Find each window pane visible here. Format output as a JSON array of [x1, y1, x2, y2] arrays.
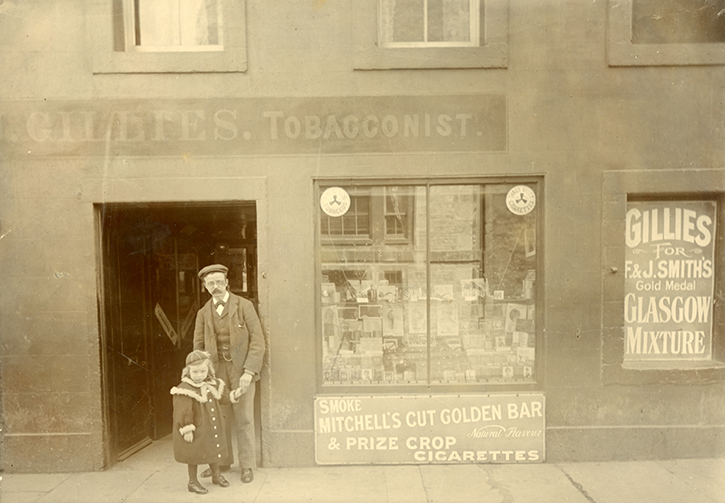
[[381, 0, 425, 43], [321, 195, 371, 238], [384, 187, 411, 239], [429, 185, 536, 384], [321, 185, 427, 385], [632, 0, 725, 44], [428, 0, 471, 42], [137, 0, 221, 47]]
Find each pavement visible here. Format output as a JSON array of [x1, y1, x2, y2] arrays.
[[1, 437, 724, 503]]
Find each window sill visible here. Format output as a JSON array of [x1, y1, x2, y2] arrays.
[[353, 46, 509, 71], [623, 360, 725, 372], [90, 50, 248, 74]]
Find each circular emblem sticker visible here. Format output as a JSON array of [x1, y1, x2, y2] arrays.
[[320, 187, 351, 217], [506, 186, 536, 216]]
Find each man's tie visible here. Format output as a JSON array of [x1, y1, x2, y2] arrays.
[[215, 300, 225, 314]]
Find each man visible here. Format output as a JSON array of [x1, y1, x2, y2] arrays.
[[193, 264, 265, 483]]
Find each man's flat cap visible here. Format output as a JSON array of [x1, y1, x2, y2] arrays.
[[198, 264, 228, 279]]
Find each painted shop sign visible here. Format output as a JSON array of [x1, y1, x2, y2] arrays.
[[624, 200, 716, 361], [0, 95, 506, 157], [314, 394, 545, 465]]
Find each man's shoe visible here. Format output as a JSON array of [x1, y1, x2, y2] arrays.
[[187, 480, 208, 494], [240, 468, 254, 483], [200, 465, 230, 478], [212, 474, 230, 488]]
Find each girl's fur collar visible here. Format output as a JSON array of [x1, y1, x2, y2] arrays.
[[170, 377, 225, 403]]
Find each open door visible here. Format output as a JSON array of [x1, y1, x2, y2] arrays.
[[99, 202, 257, 464]]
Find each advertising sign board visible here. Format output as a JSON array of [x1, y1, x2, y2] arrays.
[[624, 200, 716, 361], [314, 394, 545, 464]]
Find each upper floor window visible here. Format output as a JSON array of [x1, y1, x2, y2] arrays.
[[632, 0, 725, 44], [379, 0, 480, 48], [88, 0, 247, 74], [353, 0, 508, 69], [607, 0, 725, 66], [128, 0, 223, 52]]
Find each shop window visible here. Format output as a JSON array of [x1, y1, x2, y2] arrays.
[[607, 0, 725, 66], [353, 0, 509, 69], [317, 181, 540, 388], [88, 0, 247, 73]]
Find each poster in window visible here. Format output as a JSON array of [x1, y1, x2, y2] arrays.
[[505, 303, 528, 333], [624, 201, 716, 361], [436, 302, 460, 336], [382, 303, 404, 336], [407, 301, 427, 334]]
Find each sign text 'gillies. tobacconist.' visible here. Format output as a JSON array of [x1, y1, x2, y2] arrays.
[[314, 394, 544, 465], [0, 95, 506, 157]]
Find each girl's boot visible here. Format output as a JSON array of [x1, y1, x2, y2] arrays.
[[187, 464, 208, 494], [211, 463, 230, 487]]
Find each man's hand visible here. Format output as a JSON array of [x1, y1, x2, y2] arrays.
[[238, 372, 253, 394], [183, 431, 194, 443]]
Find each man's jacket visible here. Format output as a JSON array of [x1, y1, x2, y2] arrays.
[[193, 292, 265, 378]]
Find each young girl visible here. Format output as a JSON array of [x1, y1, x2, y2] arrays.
[[171, 350, 243, 494]]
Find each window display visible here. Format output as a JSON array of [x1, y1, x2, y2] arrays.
[[318, 182, 539, 386]]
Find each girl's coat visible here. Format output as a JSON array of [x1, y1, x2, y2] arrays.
[[170, 376, 235, 465]]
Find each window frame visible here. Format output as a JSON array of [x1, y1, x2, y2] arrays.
[[607, 0, 725, 66], [602, 169, 725, 385], [353, 0, 509, 70], [88, 0, 247, 74], [314, 177, 544, 395]]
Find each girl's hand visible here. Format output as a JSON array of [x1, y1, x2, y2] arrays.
[[183, 431, 194, 443], [233, 387, 243, 399]]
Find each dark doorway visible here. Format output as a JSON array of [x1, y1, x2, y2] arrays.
[[98, 202, 257, 464]]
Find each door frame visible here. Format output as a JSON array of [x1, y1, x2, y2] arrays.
[[88, 176, 269, 468]]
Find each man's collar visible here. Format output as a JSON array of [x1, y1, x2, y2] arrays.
[[215, 291, 230, 305]]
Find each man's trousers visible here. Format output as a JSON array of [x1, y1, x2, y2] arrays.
[[216, 358, 257, 469]]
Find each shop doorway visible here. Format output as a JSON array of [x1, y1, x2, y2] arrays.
[[98, 202, 258, 464]]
